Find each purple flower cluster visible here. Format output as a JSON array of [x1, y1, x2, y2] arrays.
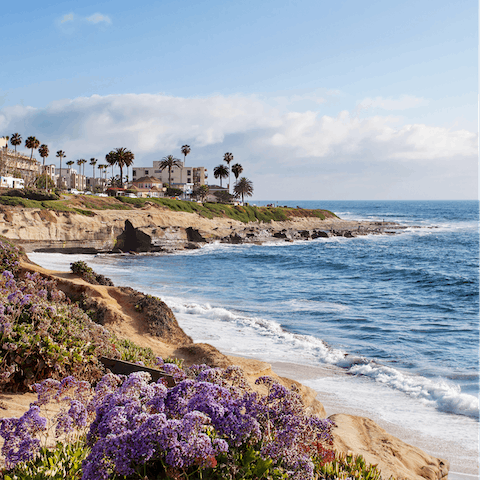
[[81, 367, 334, 480], [0, 364, 335, 480], [0, 406, 47, 468]]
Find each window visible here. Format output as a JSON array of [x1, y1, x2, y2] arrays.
[[133, 170, 136, 177], [145, 170, 149, 175], [187, 170, 191, 175], [187, 178, 191, 183]]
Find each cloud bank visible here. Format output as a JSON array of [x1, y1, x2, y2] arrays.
[[0, 93, 476, 199]]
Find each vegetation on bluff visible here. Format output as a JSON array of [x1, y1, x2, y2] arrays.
[[0, 189, 338, 223]]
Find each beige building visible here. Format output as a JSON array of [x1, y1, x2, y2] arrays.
[[0, 144, 40, 184], [132, 161, 207, 186], [57, 168, 86, 191]]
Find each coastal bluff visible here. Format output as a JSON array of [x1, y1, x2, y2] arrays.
[[2, 259, 449, 480], [0, 202, 407, 253]]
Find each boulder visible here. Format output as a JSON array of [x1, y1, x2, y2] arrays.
[[185, 227, 207, 243]]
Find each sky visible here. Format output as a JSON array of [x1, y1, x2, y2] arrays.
[[0, 0, 477, 200]]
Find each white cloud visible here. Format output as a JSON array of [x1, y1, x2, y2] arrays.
[[0, 93, 476, 199], [86, 13, 112, 25], [0, 93, 474, 162], [60, 13, 74, 23], [357, 95, 428, 111]]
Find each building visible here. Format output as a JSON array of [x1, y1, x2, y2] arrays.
[[86, 176, 106, 190], [0, 143, 40, 184], [56, 168, 86, 191], [132, 161, 207, 187], [0, 176, 24, 189]]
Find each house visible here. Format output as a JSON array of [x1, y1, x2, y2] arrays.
[[132, 161, 207, 187], [131, 176, 165, 198], [0, 176, 24, 189]]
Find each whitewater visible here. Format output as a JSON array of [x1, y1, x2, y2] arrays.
[[29, 200, 479, 478]]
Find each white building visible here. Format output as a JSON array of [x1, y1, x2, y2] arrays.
[[0, 176, 24, 189]]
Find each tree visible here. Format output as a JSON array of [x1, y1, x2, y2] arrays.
[[181, 145, 191, 165], [90, 158, 98, 187], [214, 190, 234, 204], [213, 164, 229, 188], [38, 144, 49, 189], [105, 151, 116, 181], [56, 150, 66, 189], [10, 133, 22, 153], [66, 160, 74, 168], [223, 152, 234, 192], [159, 155, 182, 188], [25, 136, 40, 159], [110, 147, 134, 188], [231, 163, 243, 181], [192, 184, 209, 203], [77, 158, 86, 176], [233, 177, 254, 204], [3, 136, 9, 150], [35, 174, 55, 190]]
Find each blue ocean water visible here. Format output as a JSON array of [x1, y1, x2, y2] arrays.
[[29, 200, 479, 474]]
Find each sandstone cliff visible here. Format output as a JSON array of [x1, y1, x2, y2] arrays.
[[1, 203, 406, 253]]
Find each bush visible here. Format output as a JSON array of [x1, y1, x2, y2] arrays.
[[1, 188, 59, 201], [70, 261, 113, 286]]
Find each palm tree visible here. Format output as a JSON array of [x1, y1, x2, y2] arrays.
[[181, 145, 191, 165], [56, 150, 66, 189], [4, 136, 9, 150], [25, 136, 40, 159], [159, 155, 182, 188], [38, 144, 49, 183], [99, 164, 109, 188], [213, 164, 229, 188], [66, 160, 74, 168], [105, 151, 116, 181], [223, 152, 234, 192], [90, 158, 97, 187], [10, 133, 22, 154], [233, 177, 254, 204], [110, 147, 134, 188], [231, 163, 243, 181], [97, 164, 105, 190]]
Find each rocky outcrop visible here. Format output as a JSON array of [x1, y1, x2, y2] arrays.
[[1, 205, 410, 253], [115, 219, 153, 252], [330, 414, 449, 480]]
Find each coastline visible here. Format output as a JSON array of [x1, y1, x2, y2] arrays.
[[5, 257, 452, 480]]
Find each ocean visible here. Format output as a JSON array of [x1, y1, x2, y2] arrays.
[[28, 200, 479, 478]]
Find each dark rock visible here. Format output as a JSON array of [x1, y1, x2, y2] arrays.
[[299, 230, 311, 238], [273, 231, 288, 239], [228, 233, 244, 244], [184, 242, 200, 249], [116, 220, 152, 252], [186, 227, 207, 243], [311, 230, 330, 239]]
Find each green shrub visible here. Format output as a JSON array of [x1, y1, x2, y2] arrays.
[[70, 261, 113, 286], [3, 442, 89, 480]]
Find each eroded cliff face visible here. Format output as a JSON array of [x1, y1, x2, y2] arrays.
[[1, 204, 406, 253]]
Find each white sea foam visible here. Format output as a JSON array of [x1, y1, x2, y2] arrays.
[[162, 294, 479, 420]]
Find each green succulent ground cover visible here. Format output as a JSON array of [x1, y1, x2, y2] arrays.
[[0, 188, 337, 223]]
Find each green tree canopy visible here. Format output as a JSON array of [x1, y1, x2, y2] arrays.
[[233, 177, 254, 204]]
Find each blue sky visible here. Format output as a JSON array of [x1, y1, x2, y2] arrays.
[[1, 0, 477, 199]]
